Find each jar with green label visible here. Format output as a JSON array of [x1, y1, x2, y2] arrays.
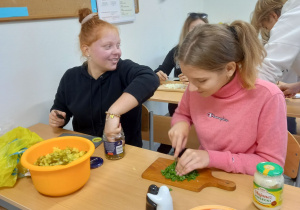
[[253, 162, 284, 210], [103, 130, 125, 160]]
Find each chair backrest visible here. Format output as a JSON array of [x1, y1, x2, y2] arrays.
[[284, 131, 300, 179], [141, 104, 149, 132]]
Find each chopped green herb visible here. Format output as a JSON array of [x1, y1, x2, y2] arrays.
[[161, 161, 199, 182], [169, 188, 173, 191]]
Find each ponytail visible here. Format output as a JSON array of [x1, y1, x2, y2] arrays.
[[230, 21, 266, 89]]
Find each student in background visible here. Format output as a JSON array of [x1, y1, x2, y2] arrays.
[[49, 8, 159, 147], [169, 21, 287, 175], [251, 0, 300, 87], [155, 12, 208, 154], [251, 0, 300, 134]]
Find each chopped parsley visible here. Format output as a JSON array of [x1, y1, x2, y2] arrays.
[[161, 161, 199, 182]]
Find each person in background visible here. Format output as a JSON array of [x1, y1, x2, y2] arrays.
[[251, 0, 300, 134], [155, 12, 208, 154], [251, 0, 300, 88], [169, 21, 287, 176], [49, 8, 159, 147]]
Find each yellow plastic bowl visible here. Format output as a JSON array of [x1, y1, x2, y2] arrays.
[[21, 136, 95, 196]]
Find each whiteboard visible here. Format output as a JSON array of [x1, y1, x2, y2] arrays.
[[97, 0, 135, 24]]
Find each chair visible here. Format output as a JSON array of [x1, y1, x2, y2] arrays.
[[284, 131, 300, 187], [141, 104, 199, 151], [141, 104, 154, 150]]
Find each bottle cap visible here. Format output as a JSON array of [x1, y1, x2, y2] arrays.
[[90, 156, 103, 169], [256, 162, 283, 176]]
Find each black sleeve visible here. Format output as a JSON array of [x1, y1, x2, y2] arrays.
[[154, 46, 177, 76], [50, 70, 73, 126], [118, 59, 160, 104]]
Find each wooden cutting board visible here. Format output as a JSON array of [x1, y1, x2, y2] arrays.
[[142, 157, 236, 192]]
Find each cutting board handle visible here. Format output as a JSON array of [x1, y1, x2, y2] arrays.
[[212, 178, 236, 191]]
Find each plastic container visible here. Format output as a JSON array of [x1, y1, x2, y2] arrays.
[[21, 136, 95, 196], [103, 130, 125, 160], [253, 162, 284, 210]]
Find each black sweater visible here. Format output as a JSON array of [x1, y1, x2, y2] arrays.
[[154, 46, 181, 77], [51, 59, 159, 147]]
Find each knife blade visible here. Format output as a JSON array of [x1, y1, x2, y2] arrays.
[[174, 148, 186, 166]]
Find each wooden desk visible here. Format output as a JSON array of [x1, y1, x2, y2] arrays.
[[149, 90, 183, 104], [286, 98, 300, 118], [1, 123, 300, 210]]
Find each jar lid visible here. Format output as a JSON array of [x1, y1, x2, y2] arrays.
[[256, 162, 283, 176], [90, 156, 103, 169]]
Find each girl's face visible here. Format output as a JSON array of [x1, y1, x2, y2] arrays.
[[87, 28, 121, 73], [181, 62, 236, 97], [188, 19, 206, 32]]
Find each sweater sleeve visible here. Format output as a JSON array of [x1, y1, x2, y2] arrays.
[[154, 47, 177, 76], [119, 59, 160, 104], [207, 92, 287, 175], [258, 43, 299, 83], [171, 88, 193, 126], [50, 70, 73, 126]]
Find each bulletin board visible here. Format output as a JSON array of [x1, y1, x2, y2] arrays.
[[0, 0, 94, 22], [0, 0, 139, 22]]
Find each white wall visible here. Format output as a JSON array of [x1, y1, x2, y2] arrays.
[[202, 0, 257, 23], [0, 0, 204, 134]]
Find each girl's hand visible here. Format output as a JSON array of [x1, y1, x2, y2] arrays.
[[278, 81, 300, 98], [104, 114, 122, 142], [168, 121, 190, 158], [175, 149, 210, 176], [49, 110, 66, 127], [156, 71, 168, 81], [178, 73, 189, 82]]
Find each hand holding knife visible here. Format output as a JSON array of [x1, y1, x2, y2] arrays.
[[54, 110, 65, 120], [174, 148, 186, 166]]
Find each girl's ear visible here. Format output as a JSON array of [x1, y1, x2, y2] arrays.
[[269, 11, 279, 21], [81, 45, 90, 57], [225, 61, 236, 78]]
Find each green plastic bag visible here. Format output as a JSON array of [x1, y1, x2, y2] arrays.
[[0, 127, 43, 187]]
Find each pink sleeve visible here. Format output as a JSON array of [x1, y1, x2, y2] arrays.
[[171, 89, 193, 126], [207, 93, 287, 175]]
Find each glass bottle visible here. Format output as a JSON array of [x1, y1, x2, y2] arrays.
[[253, 162, 284, 210], [103, 130, 125, 160]]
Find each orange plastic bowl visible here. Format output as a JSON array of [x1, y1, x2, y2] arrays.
[[21, 136, 95, 196]]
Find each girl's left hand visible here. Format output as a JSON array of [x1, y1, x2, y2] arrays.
[[178, 73, 189, 82], [175, 149, 210, 176], [104, 115, 122, 142]]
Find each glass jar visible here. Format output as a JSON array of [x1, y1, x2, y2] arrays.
[[253, 162, 284, 210], [103, 130, 125, 160]]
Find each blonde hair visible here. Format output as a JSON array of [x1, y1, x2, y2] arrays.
[[251, 0, 287, 43], [178, 21, 266, 89], [178, 13, 209, 47], [78, 8, 118, 54]]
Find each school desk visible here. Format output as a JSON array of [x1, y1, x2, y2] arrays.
[[0, 123, 300, 209]]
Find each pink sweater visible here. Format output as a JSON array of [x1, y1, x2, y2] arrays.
[[172, 73, 287, 175]]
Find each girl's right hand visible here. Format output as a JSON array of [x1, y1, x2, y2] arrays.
[[49, 110, 66, 128], [168, 121, 190, 158], [156, 70, 168, 81]]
